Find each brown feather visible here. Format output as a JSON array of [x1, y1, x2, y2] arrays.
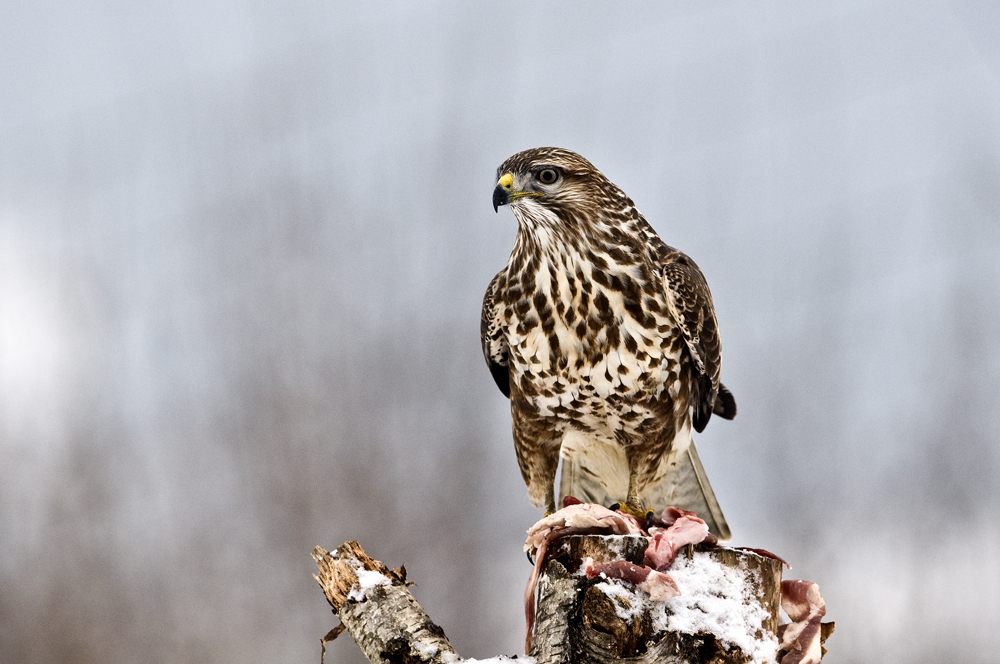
[[480, 148, 736, 534]]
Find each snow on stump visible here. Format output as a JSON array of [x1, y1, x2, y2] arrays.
[[312, 541, 459, 664], [533, 535, 784, 664], [313, 537, 833, 664]]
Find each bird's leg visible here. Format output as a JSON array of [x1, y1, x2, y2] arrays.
[[543, 477, 558, 516], [615, 450, 655, 522], [525, 477, 557, 565], [616, 467, 653, 520], [625, 467, 641, 510]]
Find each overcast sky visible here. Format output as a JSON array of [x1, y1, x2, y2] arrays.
[[1, 2, 999, 663]]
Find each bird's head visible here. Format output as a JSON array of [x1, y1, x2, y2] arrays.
[[492, 147, 619, 216]]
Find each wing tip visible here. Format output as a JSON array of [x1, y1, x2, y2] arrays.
[[713, 383, 737, 420], [693, 409, 709, 433], [489, 362, 511, 399]]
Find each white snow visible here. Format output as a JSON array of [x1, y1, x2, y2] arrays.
[[583, 551, 779, 664], [594, 579, 645, 622], [601, 535, 637, 558], [662, 552, 778, 664], [412, 640, 440, 659], [347, 568, 391, 602]]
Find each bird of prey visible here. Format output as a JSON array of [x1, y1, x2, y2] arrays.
[[481, 147, 736, 539]]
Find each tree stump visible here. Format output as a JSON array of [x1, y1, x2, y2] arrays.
[[532, 535, 784, 664], [313, 537, 832, 664]]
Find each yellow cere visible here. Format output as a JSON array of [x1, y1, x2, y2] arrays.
[[497, 172, 514, 189]]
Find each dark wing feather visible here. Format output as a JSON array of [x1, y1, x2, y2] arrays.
[[713, 382, 737, 420], [660, 254, 732, 432], [481, 270, 510, 398]]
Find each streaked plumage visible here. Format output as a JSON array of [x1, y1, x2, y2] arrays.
[[482, 147, 736, 539]]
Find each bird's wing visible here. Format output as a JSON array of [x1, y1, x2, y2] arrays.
[[481, 269, 510, 398], [660, 254, 734, 432]]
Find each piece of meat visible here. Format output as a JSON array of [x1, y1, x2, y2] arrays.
[[584, 558, 680, 600], [522, 503, 644, 653], [648, 506, 719, 546], [524, 503, 644, 551], [643, 514, 710, 571], [523, 525, 561, 654], [562, 495, 583, 508], [777, 580, 826, 664], [659, 506, 701, 526]]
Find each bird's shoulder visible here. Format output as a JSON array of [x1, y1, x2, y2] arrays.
[[641, 233, 719, 375]]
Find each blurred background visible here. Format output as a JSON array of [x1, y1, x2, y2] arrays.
[[1, 1, 998, 662]]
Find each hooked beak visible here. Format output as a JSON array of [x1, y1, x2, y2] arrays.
[[493, 172, 514, 212]]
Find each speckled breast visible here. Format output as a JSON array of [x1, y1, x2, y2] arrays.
[[503, 250, 689, 441]]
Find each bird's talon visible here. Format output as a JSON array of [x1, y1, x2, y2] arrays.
[[644, 509, 656, 531], [615, 499, 651, 521]]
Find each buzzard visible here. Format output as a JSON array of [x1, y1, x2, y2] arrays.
[[481, 147, 736, 539]]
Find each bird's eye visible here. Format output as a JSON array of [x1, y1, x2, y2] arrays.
[[536, 168, 559, 185]]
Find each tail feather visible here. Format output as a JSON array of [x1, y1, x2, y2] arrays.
[[658, 442, 730, 541], [558, 434, 730, 541]]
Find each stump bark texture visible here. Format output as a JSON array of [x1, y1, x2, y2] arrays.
[[313, 542, 457, 664], [314, 537, 832, 664], [531, 535, 784, 664]]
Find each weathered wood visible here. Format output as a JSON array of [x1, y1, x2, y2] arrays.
[[551, 534, 650, 568], [531, 561, 585, 664], [313, 542, 457, 664], [314, 538, 832, 664], [532, 535, 784, 664]]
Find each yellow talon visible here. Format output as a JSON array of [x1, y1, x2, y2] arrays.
[[614, 500, 655, 523]]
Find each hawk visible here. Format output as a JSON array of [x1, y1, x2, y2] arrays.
[[481, 147, 736, 539]]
